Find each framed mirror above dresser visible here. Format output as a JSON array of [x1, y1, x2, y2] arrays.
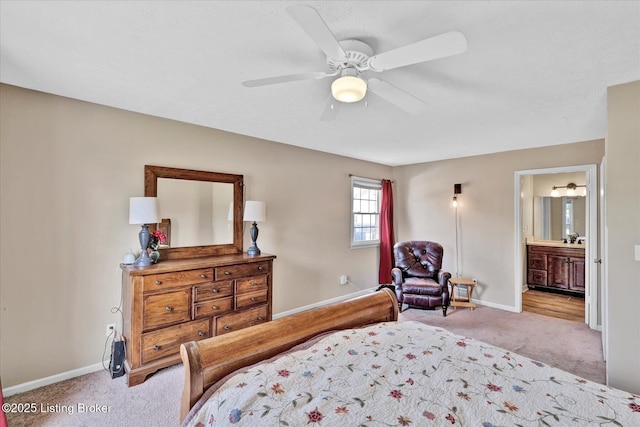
[[144, 165, 244, 259], [121, 166, 275, 386]]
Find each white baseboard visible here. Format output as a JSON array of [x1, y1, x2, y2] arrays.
[[3, 362, 107, 397], [273, 287, 378, 319], [473, 298, 520, 313], [4, 289, 378, 396]]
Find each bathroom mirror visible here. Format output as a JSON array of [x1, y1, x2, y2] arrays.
[[145, 165, 243, 259], [533, 196, 586, 240]]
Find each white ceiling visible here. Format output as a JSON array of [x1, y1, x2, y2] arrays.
[[1, 1, 638, 166]]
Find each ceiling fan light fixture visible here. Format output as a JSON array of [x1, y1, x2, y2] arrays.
[[331, 75, 367, 103]]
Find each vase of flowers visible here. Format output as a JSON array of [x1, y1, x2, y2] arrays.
[[148, 230, 167, 264]]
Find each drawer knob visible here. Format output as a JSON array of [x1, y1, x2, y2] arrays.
[[198, 331, 205, 337], [200, 274, 206, 279], [165, 306, 172, 312], [251, 282, 257, 286], [212, 288, 219, 293], [258, 266, 263, 270], [250, 297, 257, 301], [212, 305, 218, 310], [257, 316, 264, 321], [153, 345, 160, 351], [155, 280, 162, 285], [224, 271, 231, 275], [223, 325, 230, 331]]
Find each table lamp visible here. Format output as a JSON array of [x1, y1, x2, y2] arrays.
[[243, 201, 266, 257], [129, 197, 159, 267]]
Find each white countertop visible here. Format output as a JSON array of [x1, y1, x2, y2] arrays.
[[527, 240, 585, 249]]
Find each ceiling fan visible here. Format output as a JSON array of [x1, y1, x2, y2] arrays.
[[242, 5, 468, 120]]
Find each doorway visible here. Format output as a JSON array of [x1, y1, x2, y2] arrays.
[[514, 164, 599, 330]]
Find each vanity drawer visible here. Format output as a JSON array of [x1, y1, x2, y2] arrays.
[[528, 269, 547, 287], [193, 281, 233, 302], [143, 268, 213, 292], [528, 252, 547, 270], [236, 290, 268, 309], [143, 290, 190, 331], [236, 275, 268, 294], [215, 305, 268, 335], [215, 262, 270, 280], [194, 297, 234, 319], [141, 319, 209, 364]]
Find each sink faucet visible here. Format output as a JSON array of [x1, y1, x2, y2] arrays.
[[567, 232, 579, 244]]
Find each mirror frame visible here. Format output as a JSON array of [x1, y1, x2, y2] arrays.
[[145, 165, 243, 259]]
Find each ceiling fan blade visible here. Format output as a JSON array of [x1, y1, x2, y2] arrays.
[[367, 78, 428, 114], [368, 31, 467, 72], [286, 5, 348, 61], [320, 95, 341, 121], [242, 71, 334, 87]]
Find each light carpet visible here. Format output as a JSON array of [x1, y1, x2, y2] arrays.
[[4, 304, 605, 426]]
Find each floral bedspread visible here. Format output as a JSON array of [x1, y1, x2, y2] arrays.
[[185, 321, 639, 426]]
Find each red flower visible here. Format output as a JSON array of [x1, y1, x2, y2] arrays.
[[629, 402, 640, 412], [271, 383, 284, 394], [389, 389, 403, 400], [423, 411, 435, 420], [307, 407, 323, 423], [446, 413, 456, 424], [486, 383, 502, 392], [456, 341, 467, 347], [278, 369, 290, 377], [405, 353, 417, 360]]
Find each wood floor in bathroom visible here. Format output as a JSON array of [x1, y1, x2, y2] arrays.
[[522, 289, 585, 323]]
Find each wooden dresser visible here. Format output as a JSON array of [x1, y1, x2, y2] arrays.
[[121, 253, 275, 386], [527, 245, 585, 293]]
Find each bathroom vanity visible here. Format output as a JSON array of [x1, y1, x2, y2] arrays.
[[526, 241, 585, 294]]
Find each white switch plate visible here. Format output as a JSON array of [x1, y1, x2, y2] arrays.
[[635, 245, 640, 261]]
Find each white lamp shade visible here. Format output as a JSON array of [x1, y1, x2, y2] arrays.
[[331, 76, 367, 103], [129, 197, 159, 224], [243, 201, 266, 222]]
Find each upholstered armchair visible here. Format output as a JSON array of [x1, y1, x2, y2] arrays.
[[391, 241, 451, 316]]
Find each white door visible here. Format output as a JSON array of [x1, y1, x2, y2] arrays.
[[600, 157, 608, 360]]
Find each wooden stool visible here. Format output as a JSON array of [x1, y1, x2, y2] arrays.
[[449, 277, 477, 311]]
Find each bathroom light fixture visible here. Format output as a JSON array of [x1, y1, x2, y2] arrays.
[[452, 183, 462, 208], [331, 69, 367, 103], [551, 182, 586, 197]]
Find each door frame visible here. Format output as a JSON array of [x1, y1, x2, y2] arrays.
[[514, 164, 599, 329]]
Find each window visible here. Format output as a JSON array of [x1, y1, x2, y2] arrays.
[[350, 176, 381, 248]]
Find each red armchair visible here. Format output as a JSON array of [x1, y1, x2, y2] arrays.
[[391, 241, 451, 316]]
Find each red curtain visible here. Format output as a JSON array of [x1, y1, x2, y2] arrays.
[[378, 179, 395, 284]]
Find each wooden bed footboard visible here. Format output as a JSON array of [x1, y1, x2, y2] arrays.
[[179, 288, 398, 422]]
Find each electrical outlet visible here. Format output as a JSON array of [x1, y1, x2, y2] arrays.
[[340, 275, 348, 285], [106, 323, 116, 338]]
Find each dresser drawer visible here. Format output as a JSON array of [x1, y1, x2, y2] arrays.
[[194, 297, 234, 319], [236, 290, 268, 310], [143, 268, 213, 292], [193, 281, 233, 302], [215, 262, 270, 280], [215, 305, 268, 335], [236, 275, 268, 294], [141, 319, 210, 364], [143, 290, 190, 331]]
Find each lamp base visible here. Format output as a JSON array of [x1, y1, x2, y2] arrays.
[[247, 221, 261, 257], [133, 224, 153, 267], [247, 244, 261, 257]]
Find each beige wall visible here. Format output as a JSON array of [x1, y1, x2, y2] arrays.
[[392, 141, 604, 308], [606, 81, 640, 393], [0, 84, 391, 387]]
